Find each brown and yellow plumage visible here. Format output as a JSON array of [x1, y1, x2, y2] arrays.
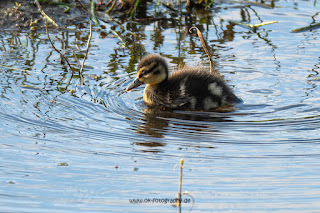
[[126, 54, 241, 111]]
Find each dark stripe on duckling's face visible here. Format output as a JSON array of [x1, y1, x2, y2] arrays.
[[137, 61, 158, 78], [136, 62, 167, 85]]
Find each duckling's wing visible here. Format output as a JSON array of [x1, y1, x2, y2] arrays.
[[171, 97, 191, 108], [224, 91, 243, 104]]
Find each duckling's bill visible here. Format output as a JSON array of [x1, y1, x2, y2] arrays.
[[126, 78, 143, 91]]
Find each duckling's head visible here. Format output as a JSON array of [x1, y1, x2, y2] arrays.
[[126, 54, 168, 91]]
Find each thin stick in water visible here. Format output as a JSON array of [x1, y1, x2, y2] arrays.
[[45, 19, 75, 89], [291, 22, 320, 33], [189, 27, 214, 73], [79, 22, 93, 84], [106, 0, 117, 13], [227, 20, 278, 30], [75, 0, 89, 14], [175, 158, 184, 211], [45, 19, 73, 73], [34, 0, 59, 28]]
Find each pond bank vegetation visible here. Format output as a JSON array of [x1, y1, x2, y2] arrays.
[[1, 0, 319, 90]]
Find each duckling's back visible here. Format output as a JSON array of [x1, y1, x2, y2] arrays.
[[164, 67, 241, 111]]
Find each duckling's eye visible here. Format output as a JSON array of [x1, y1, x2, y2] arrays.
[[138, 70, 146, 78], [140, 69, 151, 77]]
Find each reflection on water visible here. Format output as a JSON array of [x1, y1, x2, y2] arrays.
[[1, 0, 320, 212]]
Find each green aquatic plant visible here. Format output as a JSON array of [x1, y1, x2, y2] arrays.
[[90, 0, 100, 27], [226, 20, 278, 31], [291, 22, 320, 33], [130, 0, 140, 18]]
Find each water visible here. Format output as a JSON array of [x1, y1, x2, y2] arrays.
[[1, 0, 320, 212]]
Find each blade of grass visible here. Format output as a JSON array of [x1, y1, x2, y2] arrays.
[[34, 0, 59, 27], [227, 20, 278, 30], [79, 21, 93, 84], [90, 0, 100, 27], [110, 29, 126, 49], [130, 0, 140, 18], [291, 22, 320, 33]]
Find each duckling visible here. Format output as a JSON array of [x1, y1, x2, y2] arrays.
[[126, 54, 241, 111]]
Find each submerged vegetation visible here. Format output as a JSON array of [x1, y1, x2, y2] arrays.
[[0, 0, 319, 90]]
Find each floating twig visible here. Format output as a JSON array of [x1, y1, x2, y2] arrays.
[[34, 0, 59, 27], [189, 26, 214, 73], [227, 20, 278, 30], [291, 22, 320, 33]]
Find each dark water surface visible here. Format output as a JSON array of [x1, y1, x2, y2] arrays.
[[1, 1, 320, 212]]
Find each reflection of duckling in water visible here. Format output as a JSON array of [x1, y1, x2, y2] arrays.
[[126, 54, 241, 111]]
